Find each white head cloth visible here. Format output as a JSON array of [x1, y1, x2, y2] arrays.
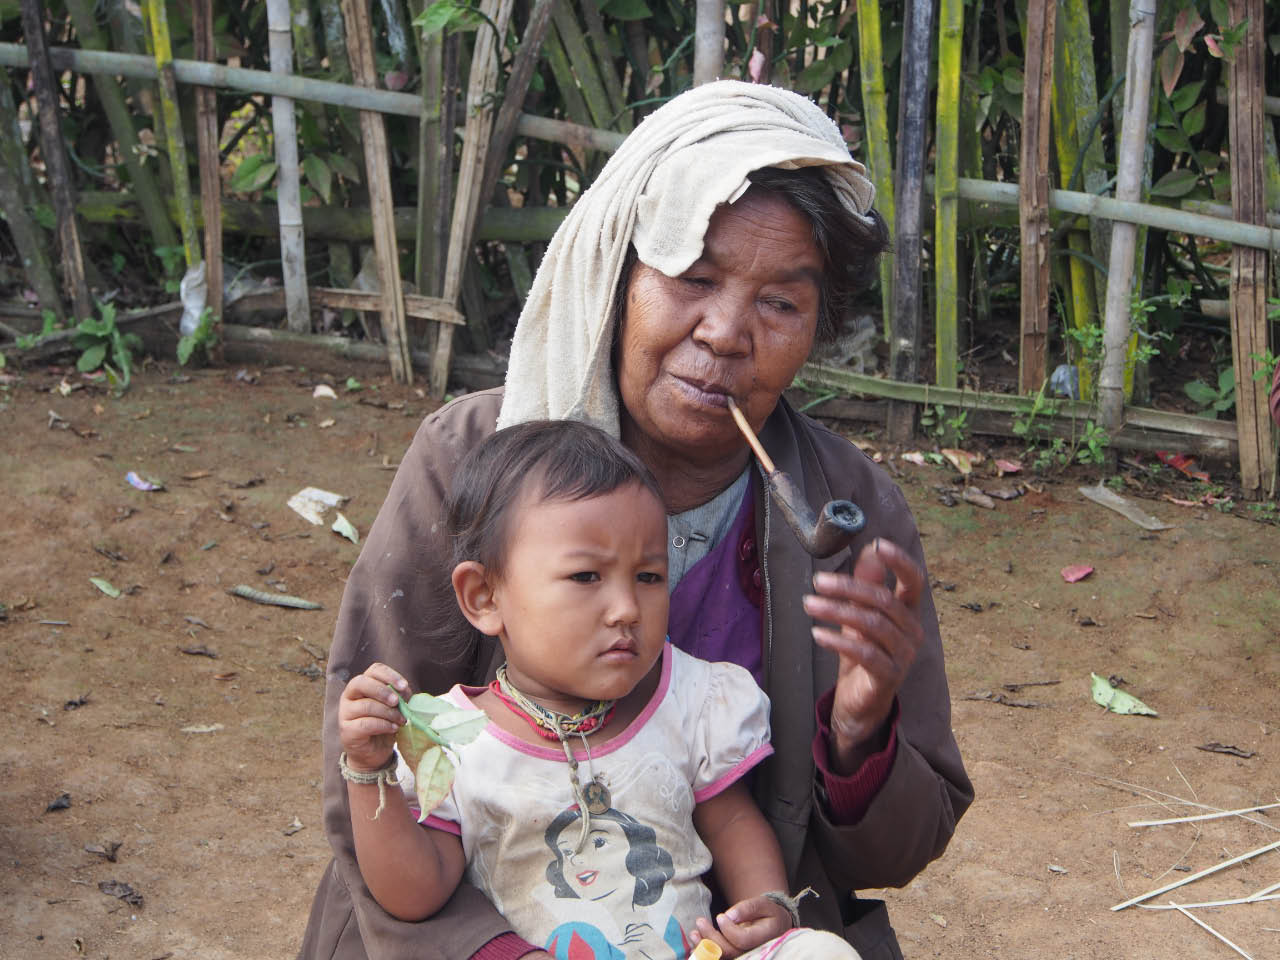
[[496, 80, 878, 435]]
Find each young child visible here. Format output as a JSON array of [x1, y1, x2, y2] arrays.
[[337, 420, 860, 960]]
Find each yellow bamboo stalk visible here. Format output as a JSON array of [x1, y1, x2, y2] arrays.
[[854, 0, 895, 337], [143, 0, 201, 268], [934, 0, 962, 388]]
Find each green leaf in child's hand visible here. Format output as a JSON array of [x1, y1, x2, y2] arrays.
[[410, 746, 455, 821], [430, 708, 488, 746]]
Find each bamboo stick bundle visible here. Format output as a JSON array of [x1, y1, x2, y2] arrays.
[[694, 0, 726, 85], [18, 0, 93, 321], [854, 0, 895, 337], [933, 0, 963, 389], [267, 0, 312, 333]]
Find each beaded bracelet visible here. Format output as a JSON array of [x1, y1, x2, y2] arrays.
[[339, 751, 399, 819]]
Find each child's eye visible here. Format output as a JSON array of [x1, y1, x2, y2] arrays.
[[569, 571, 600, 583], [637, 571, 664, 585]]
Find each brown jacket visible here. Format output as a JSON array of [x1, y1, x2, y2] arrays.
[[298, 389, 972, 960]]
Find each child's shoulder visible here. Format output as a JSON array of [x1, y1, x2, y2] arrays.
[[667, 645, 767, 706]]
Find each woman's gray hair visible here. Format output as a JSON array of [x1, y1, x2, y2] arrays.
[[613, 166, 889, 344], [745, 166, 890, 341]]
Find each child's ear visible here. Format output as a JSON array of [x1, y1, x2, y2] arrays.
[[451, 561, 504, 637]]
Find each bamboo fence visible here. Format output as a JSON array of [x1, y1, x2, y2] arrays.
[[1, 1, 1275, 490]]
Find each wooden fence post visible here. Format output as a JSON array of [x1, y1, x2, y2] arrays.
[[267, 0, 312, 332], [194, 0, 223, 357], [1227, 0, 1275, 497], [854, 0, 895, 339], [934, 0, 963, 389]]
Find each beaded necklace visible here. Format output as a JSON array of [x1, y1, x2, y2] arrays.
[[492, 663, 616, 852]]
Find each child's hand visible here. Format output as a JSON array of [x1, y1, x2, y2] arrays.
[[338, 662, 411, 771], [693, 895, 793, 958]]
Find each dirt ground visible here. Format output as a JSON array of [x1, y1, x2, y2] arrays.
[[1, 361, 1277, 960]]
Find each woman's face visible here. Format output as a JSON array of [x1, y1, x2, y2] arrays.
[[616, 187, 823, 468], [556, 819, 629, 904]]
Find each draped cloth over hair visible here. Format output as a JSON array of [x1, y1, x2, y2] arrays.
[[496, 80, 878, 435]]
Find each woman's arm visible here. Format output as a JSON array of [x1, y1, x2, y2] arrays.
[[692, 781, 793, 956]]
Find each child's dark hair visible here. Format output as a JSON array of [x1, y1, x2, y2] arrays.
[[434, 420, 664, 655]]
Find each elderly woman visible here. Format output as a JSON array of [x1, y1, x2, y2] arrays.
[[299, 81, 971, 960]]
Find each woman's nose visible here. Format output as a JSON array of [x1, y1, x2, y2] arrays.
[[691, 292, 751, 357]]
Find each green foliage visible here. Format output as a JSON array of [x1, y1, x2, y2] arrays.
[[413, 0, 487, 36], [1012, 381, 1110, 473], [177, 308, 218, 366], [73, 301, 143, 392], [1183, 366, 1236, 417], [919, 403, 969, 446], [154, 244, 186, 294], [14, 309, 63, 350]]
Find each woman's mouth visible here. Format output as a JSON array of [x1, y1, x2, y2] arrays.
[[671, 375, 734, 409], [576, 870, 598, 885]]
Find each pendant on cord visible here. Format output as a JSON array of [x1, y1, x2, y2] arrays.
[[581, 778, 611, 814]]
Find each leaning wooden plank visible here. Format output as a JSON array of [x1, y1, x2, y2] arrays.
[[578, 0, 630, 132], [1226, 0, 1274, 498], [933, 0, 962, 389], [1018, 0, 1054, 395], [411, 0, 446, 297], [220, 286, 467, 325], [18, 0, 92, 320], [432, 0, 516, 398], [143, 0, 202, 270], [854, 0, 895, 335], [0, 81, 62, 320], [343, 0, 413, 383]]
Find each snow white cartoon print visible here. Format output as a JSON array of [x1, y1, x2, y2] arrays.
[[541, 805, 690, 960]]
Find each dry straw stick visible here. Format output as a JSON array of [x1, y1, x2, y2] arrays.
[[1130, 801, 1280, 828], [1110, 839, 1280, 911], [1170, 902, 1254, 960]]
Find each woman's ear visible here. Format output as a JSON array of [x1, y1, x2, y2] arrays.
[[451, 561, 504, 637]]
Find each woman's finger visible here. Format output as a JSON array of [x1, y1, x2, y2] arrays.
[[868, 537, 925, 606], [802, 584, 920, 657], [810, 625, 902, 682]]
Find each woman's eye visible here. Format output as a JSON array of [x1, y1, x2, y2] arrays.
[[569, 571, 600, 583], [592, 836, 607, 849], [637, 571, 664, 585], [763, 298, 796, 313], [681, 275, 713, 288]]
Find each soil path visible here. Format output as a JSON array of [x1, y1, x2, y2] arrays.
[[1, 366, 1276, 959]]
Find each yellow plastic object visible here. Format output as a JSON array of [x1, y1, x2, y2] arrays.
[[690, 940, 723, 960]]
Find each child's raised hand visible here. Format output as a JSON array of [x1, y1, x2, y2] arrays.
[[338, 662, 411, 771], [693, 895, 793, 958]]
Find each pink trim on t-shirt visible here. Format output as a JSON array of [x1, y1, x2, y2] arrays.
[[759, 927, 804, 960], [691, 742, 774, 804], [473, 642, 675, 761], [422, 814, 462, 836]]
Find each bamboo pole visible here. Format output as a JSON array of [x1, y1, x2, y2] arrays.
[[1018, 0, 1054, 395], [1051, 0, 1105, 397], [143, 0, 202, 271], [579, 0, 630, 132], [0, 77, 62, 320], [432, 0, 516, 397], [543, 25, 593, 128], [854, 0, 895, 337], [290, 0, 323, 71], [343, 0, 412, 382], [74, 190, 572, 242], [193, 0, 223, 356], [694, 0, 726, 85], [412, 0, 445, 299], [933, 0, 962, 389], [1099, 0, 1156, 432], [0, 43, 630, 153], [886, 0, 933, 441], [19, 0, 93, 321], [64, 0, 178, 256], [551, 3, 614, 130], [267, 0, 312, 333], [1226, 0, 1274, 498]]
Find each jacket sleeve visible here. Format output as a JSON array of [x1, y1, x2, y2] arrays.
[[807, 453, 974, 891], [301, 391, 523, 960]]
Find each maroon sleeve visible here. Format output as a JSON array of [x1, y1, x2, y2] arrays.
[[811, 690, 899, 825], [1270, 358, 1280, 429], [471, 933, 541, 960]]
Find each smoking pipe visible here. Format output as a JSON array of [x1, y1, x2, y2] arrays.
[[727, 397, 866, 559]]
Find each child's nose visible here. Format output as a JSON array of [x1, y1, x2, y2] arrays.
[[604, 583, 640, 625]]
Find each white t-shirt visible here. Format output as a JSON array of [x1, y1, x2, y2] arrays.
[[397, 643, 772, 960]]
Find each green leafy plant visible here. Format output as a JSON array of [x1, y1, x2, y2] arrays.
[[14, 309, 62, 350], [1183, 366, 1235, 417], [413, 0, 491, 36], [154, 244, 186, 294], [1075, 420, 1110, 465], [177, 308, 218, 366], [919, 403, 969, 446], [73, 301, 143, 391]]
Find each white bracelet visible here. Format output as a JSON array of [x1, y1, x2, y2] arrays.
[[339, 751, 399, 819], [761, 886, 817, 928]]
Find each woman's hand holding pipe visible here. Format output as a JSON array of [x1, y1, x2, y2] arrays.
[[801, 539, 925, 776]]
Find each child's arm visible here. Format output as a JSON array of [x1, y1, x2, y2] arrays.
[[339, 662, 467, 921], [691, 780, 794, 957]]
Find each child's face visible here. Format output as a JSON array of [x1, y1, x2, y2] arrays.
[[489, 482, 669, 711]]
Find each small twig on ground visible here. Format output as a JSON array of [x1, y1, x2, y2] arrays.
[[1130, 801, 1280, 828], [1139, 891, 1280, 910], [1111, 839, 1280, 911], [1170, 902, 1254, 960], [1172, 761, 1198, 803], [1147, 831, 1201, 887]]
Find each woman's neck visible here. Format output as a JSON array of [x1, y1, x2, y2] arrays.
[[622, 430, 753, 513]]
